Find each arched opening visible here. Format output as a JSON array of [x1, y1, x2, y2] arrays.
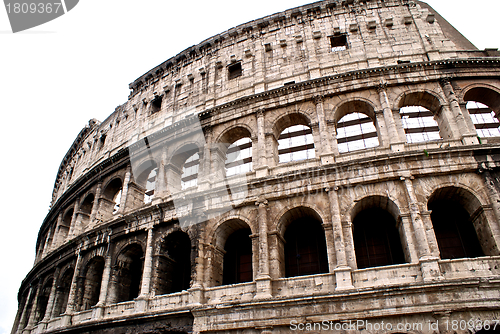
[[336, 112, 379, 152], [219, 127, 253, 177], [352, 197, 406, 269], [79, 194, 94, 228], [52, 268, 73, 316], [181, 151, 200, 190], [135, 160, 158, 204], [212, 219, 253, 286], [19, 288, 36, 329], [102, 178, 123, 216], [78, 257, 105, 311], [281, 207, 328, 278], [223, 229, 253, 285], [278, 125, 315, 163], [112, 244, 144, 303], [156, 231, 192, 295], [466, 101, 500, 138], [399, 106, 442, 143], [334, 101, 380, 153], [169, 144, 201, 193], [463, 86, 500, 119], [274, 113, 315, 163], [34, 279, 52, 323], [428, 187, 486, 260], [225, 138, 252, 176], [397, 91, 447, 142], [59, 209, 73, 241]]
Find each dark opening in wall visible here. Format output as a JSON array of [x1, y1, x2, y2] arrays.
[[228, 62, 242, 80], [223, 229, 253, 285], [151, 96, 162, 113], [330, 34, 348, 51]]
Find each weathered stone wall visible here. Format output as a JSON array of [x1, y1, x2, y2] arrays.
[[12, 1, 500, 334]]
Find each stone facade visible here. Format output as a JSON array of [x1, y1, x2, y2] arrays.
[[11, 0, 500, 333]]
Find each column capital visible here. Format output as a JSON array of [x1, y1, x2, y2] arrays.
[[314, 95, 324, 104], [255, 198, 268, 207], [256, 109, 265, 118], [377, 82, 388, 93], [439, 77, 452, 87]]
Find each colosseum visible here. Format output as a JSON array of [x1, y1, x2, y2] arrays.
[[11, 0, 500, 333]]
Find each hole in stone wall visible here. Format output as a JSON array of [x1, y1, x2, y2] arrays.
[[330, 33, 348, 52], [278, 125, 315, 163], [223, 229, 253, 285], [337, 112, 379, 153], [151, 96, 162, 113], [225, 137, 252, 176], [228, 62, 242, 80]]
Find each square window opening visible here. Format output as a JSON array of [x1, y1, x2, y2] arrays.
[[228, 62, 242, 80], [330, 34, 348, 52], [151, 96, 163, 113]]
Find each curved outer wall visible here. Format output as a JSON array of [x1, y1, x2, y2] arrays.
[[12, 0, 500, 333]]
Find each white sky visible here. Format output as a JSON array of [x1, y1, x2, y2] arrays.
[[0, 1, 499, 333]]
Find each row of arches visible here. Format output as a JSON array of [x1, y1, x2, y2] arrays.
[[18, 184, 497, 331]]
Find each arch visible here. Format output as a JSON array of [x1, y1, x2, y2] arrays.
[[394, 89, 445, 113], [34, 278, 53, 323], [332, 98, 378, 124], [463, 85, 500, 117], [396, 91, 444, 143], [102, 178, 123, 215], [216, 127, 253, 177], [52, 267, 74, 316], [77, 256, 105, 311], [278, 124, 315, 163], [273, 206, 328, 278], [351, 196, 406, 269], [79, 193, 95, 229], [427, 186, 489, 259], [135, 160, 158, 204], [272, 112, 313, 140], [156, 231, 192, 295], [333, 100, 380, 153], [58, 208, 74, 241], [168, 143, 201, 191], [211, 218, 253, 286], [110, 243, 144, 303]]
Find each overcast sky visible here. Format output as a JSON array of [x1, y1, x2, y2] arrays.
[[1, 1, 499, 333]]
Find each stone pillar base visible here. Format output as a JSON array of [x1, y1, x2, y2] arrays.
[[134, 296, 149, 313], [188, 285, 205, 306], [91, 304, 105, 320], [61, 313, 72, 327], [334, 266, 354, 291], [419, 256, 444, 281], [390, 142, 406, 152], [255, 166, 269, 178], [254, 276, 273, 300], [461, 134, 480, 145], [320, 153, 335, 165]]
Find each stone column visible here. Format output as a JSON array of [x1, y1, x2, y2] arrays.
[[92, 239, 113, 319], [401, 176, 442, 281], [342, 220, 357, 269], [118, 166, 131, 213], [440, 78, 478, 145], [24, 281, 42, 331], [16, 286, 34, 333], [398, 214, 419, 263], [41, 228, 54, 258], [89, 182, 102, 226], [39, 268, 61, 329], [153, 152, 167, 204], [189, 228, 206, 306], [375, 110, 389, 148], [255, 110, 269, 177], [254, 199, 272, 299], [198, 126, 213, 191], [326, 188, 354, 290], [481, 169, 500, 252], [136, 226, 154, 312], [315, 96, 334, 164], [378, 84, 404, 150], [62, 249, 83, 326], [420, 211, 440, 258], [67, 198, 80, 239]]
